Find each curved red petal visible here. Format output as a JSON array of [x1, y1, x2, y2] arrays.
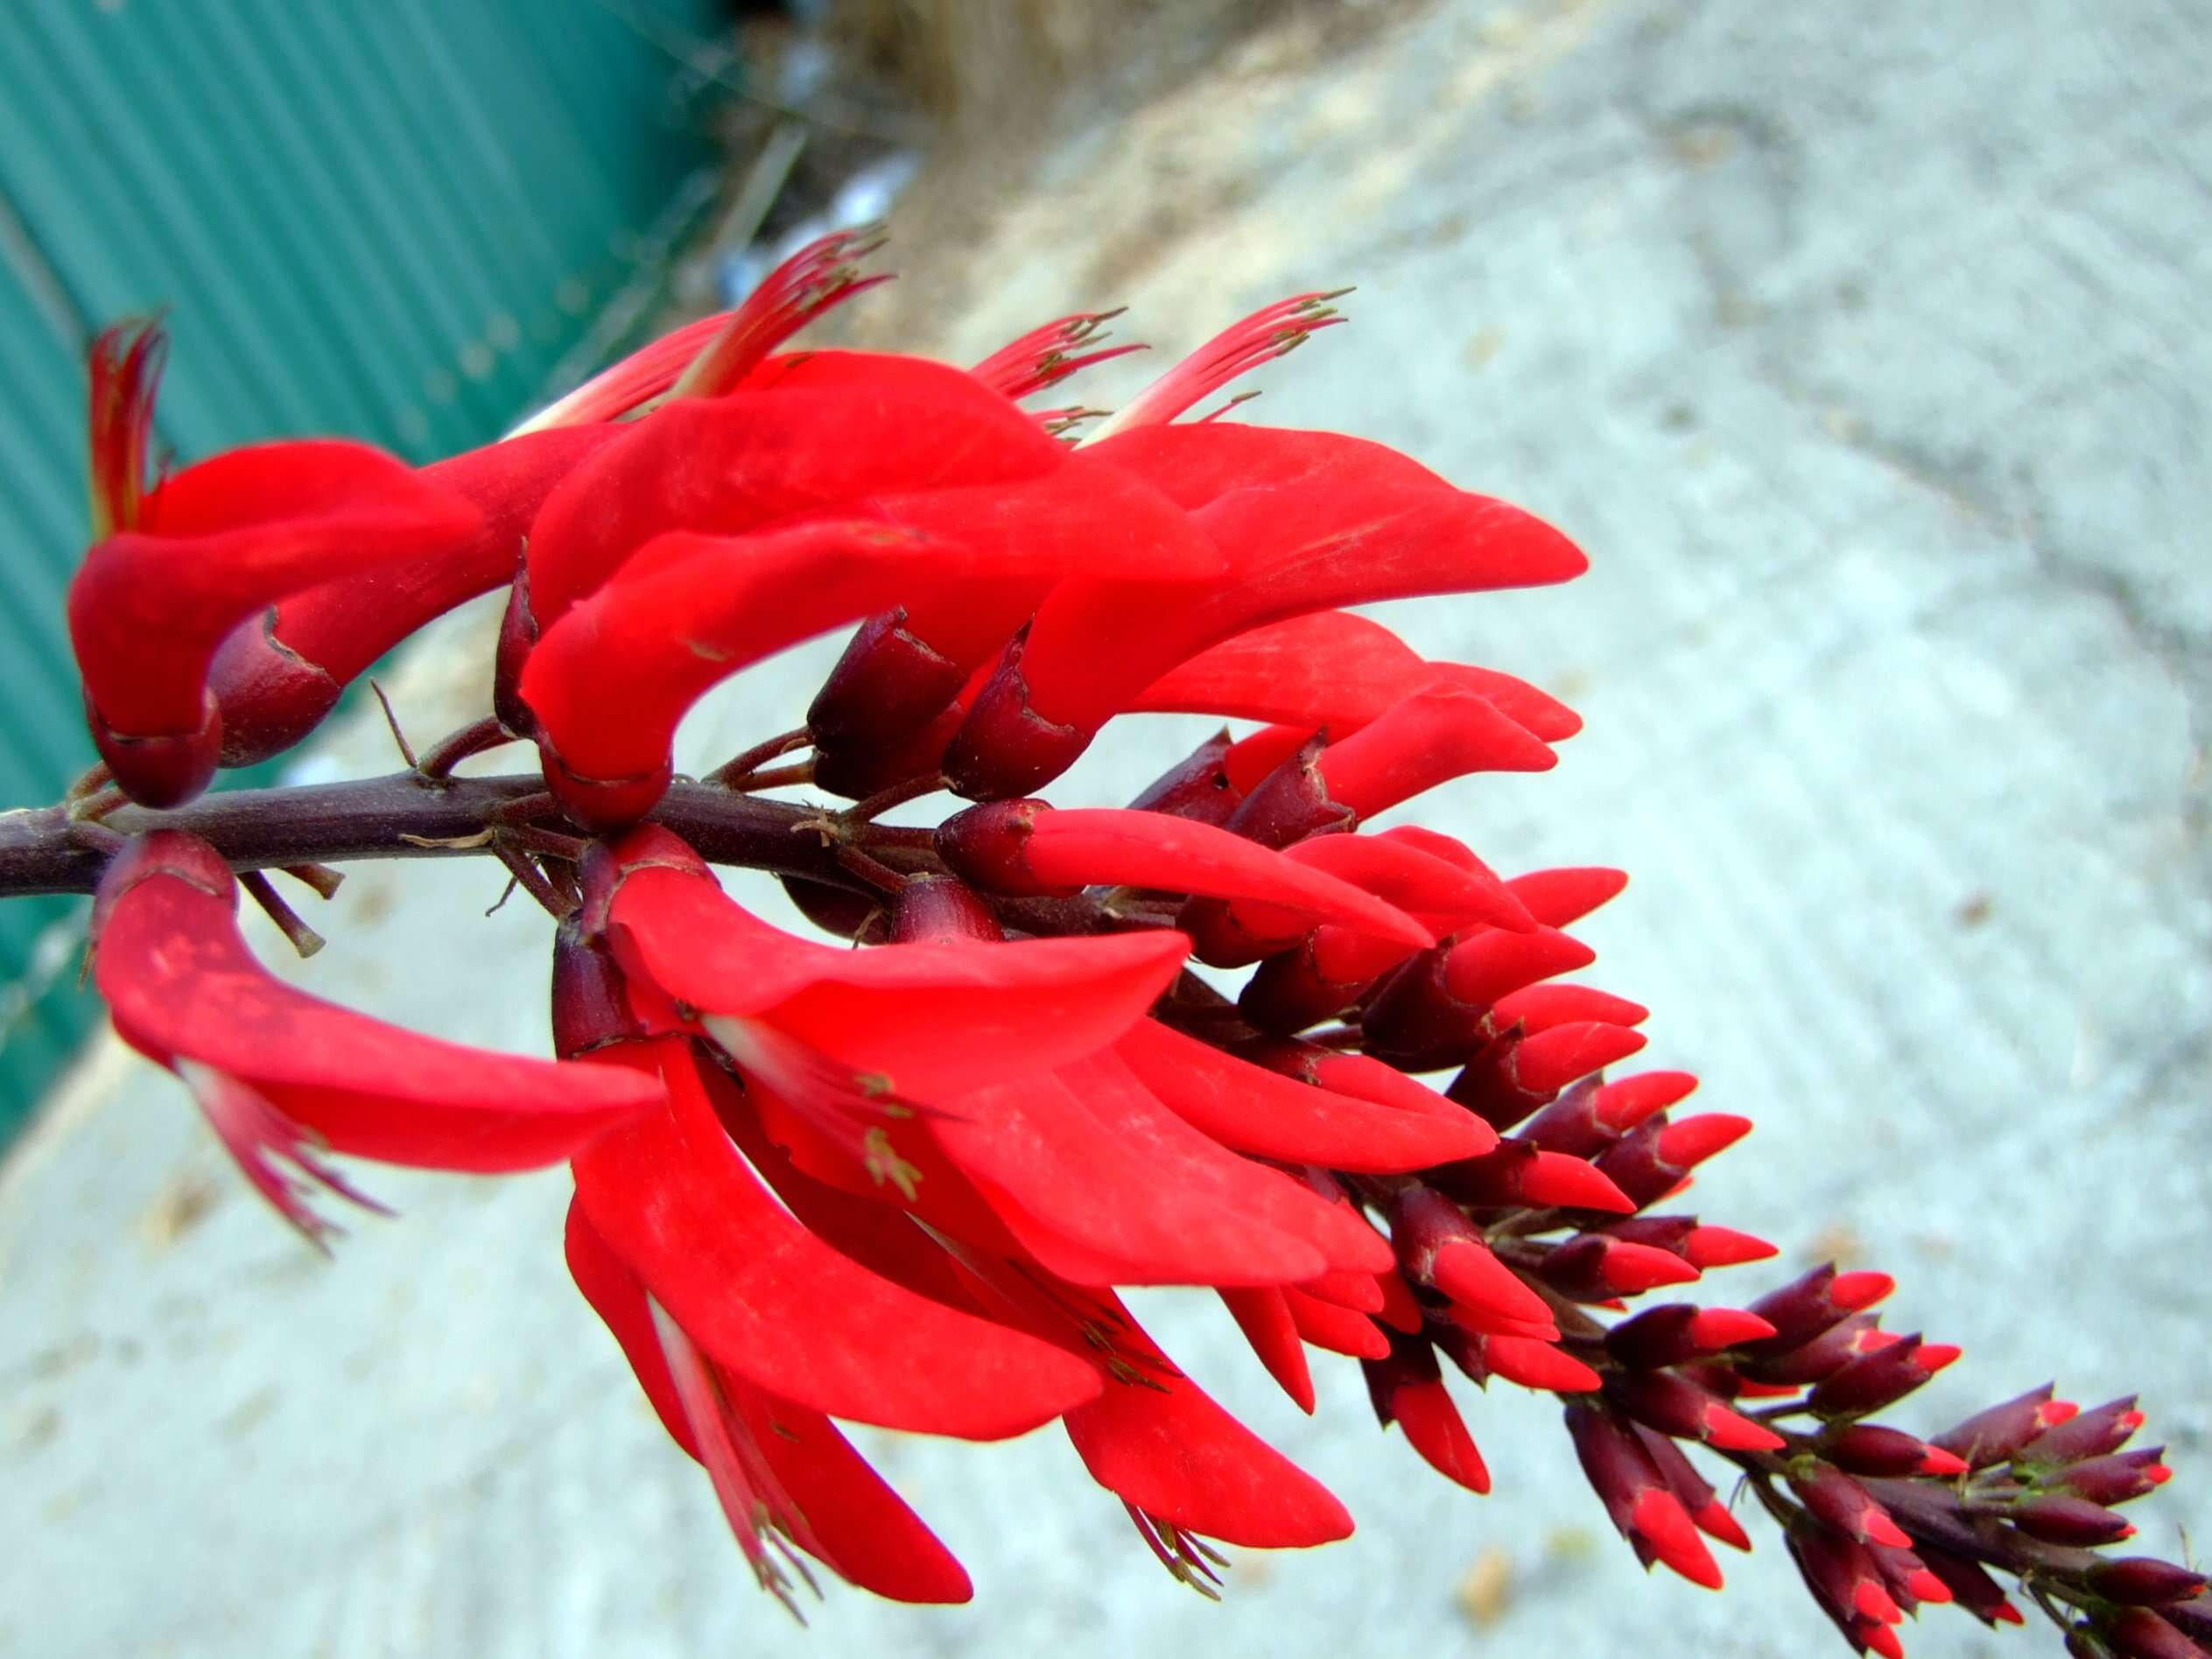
[[523, 362, 1063, 627], [570, 1039, 1100, 1438], [1218, 1287, 1317, 1414], [95, 864, 659, 1170], [1117, 1020, 1488, 1172]]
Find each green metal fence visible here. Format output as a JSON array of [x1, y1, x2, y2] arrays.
[[0, 0, 731, 1145]]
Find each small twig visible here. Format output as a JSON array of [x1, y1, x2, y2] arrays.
[[67, 784, 128, 824], [731, 759, 815, 791], [502, 824, 590, 862], [368, 679, 418, 771], [416, 715, 517, 782], [66, 818, 127, 858], [240, 869, 326, 958], [839, 772, 947, 824], [709, 727, 811, 788], [488, 791, 558, 826], [834, 844, 911, 893], [62, 762, 113, 805], [277, 862, 346, 900], [484, 875, 519, 917], [492, 842, 575, 920]]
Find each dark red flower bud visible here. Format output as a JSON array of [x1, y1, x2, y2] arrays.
[[1362, 1328, 1492, 1494], [1429, 1139, 1634, 1213], [1591, 1112, 1752, 1209], [1740, 1312, 1902, 1387], [940, 628, 1094, 802], [1784, 1518, 1907, 1655], [1541, 1232, 1703, 1300], [1790, 1462, 1915, 1550], [2053, 1448, 2173, 1507], [1930, 1381, 2075, 1466], [1604, 1367, 1785, 1452], [1821, 1424, 1970, 1479], [2019, 1395, 2145, 1467], [1126, 728, 1243, 825], [1390, 1184, 1555, 1331], [1606, 1304, 1776, 1369], [1630, 1424, 1751, 1550], [2087, 1558, 2210, 1607], [1808, 1335, 1958, 1417], [1450, 1023, 1651, 1133], [1519, 1070, 1698, 1157], [889, 875, 1005, 944], [2009, 1491, 2136, 1546], [1215, 730, 1353, 848], [2103, 1607, 2202, 1659], [1563, 1402, 1724, 1589], [1913, 1545, 2025, 1627], [1740, 1264, 1898, 1356]]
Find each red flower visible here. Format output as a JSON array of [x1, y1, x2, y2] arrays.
[[70, 323, 482, 806], [90, 831, 663, 1244], [47, 273, 2201, 1655]]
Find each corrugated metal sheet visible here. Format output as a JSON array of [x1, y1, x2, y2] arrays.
[[0, 0, 731, 1143]]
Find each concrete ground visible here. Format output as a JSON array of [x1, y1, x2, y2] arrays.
[[4, 1, 2207, 1655]]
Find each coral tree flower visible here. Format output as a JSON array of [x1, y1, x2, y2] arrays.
[[61, 263, 2207, 1655], [70, 322, 482, 806], [91, 830, 664, 1244]]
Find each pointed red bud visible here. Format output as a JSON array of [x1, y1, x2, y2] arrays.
[[1607, 1304, 1776, 1369], [1542, 1234, 1703, 1300], [2054, 1449, 2173, 1507], [2086, 1558, 2210, 1607], [2009, 1491, 2136, 1546], [1605, 1368, 1785, 1452], [2019, 1395, 2145, 1467]]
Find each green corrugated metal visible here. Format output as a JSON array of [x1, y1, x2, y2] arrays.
[[0, 0, 731, 1145]]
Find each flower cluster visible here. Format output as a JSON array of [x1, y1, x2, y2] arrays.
[[30, 231, 2204, 1655]]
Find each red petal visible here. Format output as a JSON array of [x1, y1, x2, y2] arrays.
[[1387, 1374, 1493, 1494], [603, 858, 1187, 1103], [565, 1196, 699, 1458], [1478, 1334, 1604, 1392], [1118, 1019, 1489, 1172], [1445, 927, 1599, 1008], [718, 1372, 974, 1604], [1019, 808, 1431, 947], [523, 364, 1063, 628], [1219, 1287, 1317, 1413], [72, 439, 480, 737], [1507, 867, 1629, 928], [1284, 1288, 1391, 1360], [95, 850, 658, 1171], [1311, 686, 1556, 819], [209, 425, 618, 767], [1004, 475, 1588, 735], [1277, 833, 1535, 933], [570, 1039, 1099, 1438], [923, 1064, 1334, 1288]]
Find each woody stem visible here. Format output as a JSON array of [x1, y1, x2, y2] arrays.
[[0, 770, 945, 898]]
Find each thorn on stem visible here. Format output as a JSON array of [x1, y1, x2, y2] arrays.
[[278, 862, 346, 900], [240, 869, 327, 958]]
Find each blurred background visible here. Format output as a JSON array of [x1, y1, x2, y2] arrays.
[[1, 1, 2206, 1655]]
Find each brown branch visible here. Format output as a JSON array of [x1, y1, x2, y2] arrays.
[[0, 772, 943, 897]]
